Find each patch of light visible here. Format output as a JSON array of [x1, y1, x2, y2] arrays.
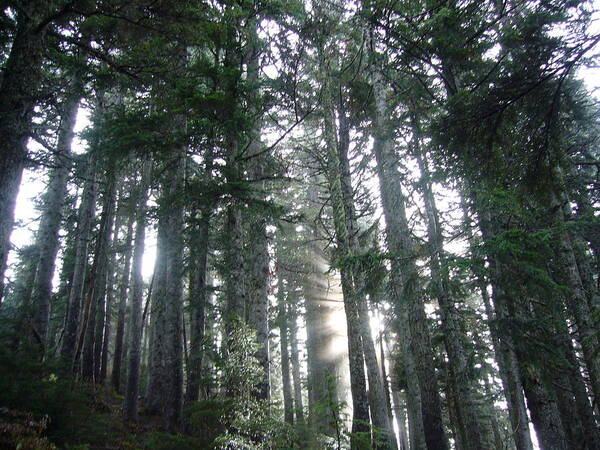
[[141, 228, 157, 282]]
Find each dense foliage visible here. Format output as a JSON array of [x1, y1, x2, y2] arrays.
[[0, 0, 599, 449]]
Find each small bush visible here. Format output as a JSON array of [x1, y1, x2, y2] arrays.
[[0, 408, 56, 449]]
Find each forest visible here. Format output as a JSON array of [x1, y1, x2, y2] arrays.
[[0, 0, 599, 449]]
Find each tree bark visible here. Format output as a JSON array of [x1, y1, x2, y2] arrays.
[[31, 77, 82, 346], [112, 198, 135, 392], [245, 39, 271, 401], [184, 206, 210, 405], [414, 143, 493, 450], [61, 154, 98, 367], [123, 160, 151, 422], [0, 3, 53, 303], [463, 197, 534, 450], [479, 278, 533, 450], [81, 164, 116, 382], [370, 57, 447, 450], [288, 281, 306, 425], [144, 221, 168, 411], [476, 203, 567, 450], [277, 273, 294, 425], [319, 62, 372, 446], [100, 201, 120, 383], [337, 97, 397, 449], [550, 192, 600, 405], [157, 147, 186, 431], [246, 171, 271, 400]]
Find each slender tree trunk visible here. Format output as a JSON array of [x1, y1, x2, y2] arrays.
[[223, 204, 246, 335], [61, 154, 98, 366], [463, 197, 534, 450], [278, 273, 294, 425], [338, 100, 396, 449], [144, 226, 168, 411], [385, 333, 410, 450], [112, 201, 135, 392], [95, 180, 117, 382], [159, 147, 185, 431], [559, 322, 600, 449], [200, 271, 216, 400], [81, 165, 116, 382], [123, 161, 151, 422], [100, 205, 120, 383], [184, 208, 210, 405], [370, 59, 447, 450], [546, 258, 600, 449], [288, 283, 306, 425], [0, 3, 52, 303], [356, 278, 397, 449], [319, 61, 371, 446], [479, 278, 533, 450], [391, 389, 409, 450], [551, 193, 600, 405], [31, 79, 82, 345], [246, 176, 271, 400], [476, 199, 568, 450], [378, 331, 395, 442], [414, 143, 493, 450], [246, 41, 271, 401]]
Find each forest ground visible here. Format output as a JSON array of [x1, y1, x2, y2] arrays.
[[0, 380, 210, 450]]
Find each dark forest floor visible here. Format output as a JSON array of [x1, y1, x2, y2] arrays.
[[0, 383, 207, 450]]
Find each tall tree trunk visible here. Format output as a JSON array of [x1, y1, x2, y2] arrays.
[[278, 273, 294, 425], [414, 142, 493, 450], [547, 256, 600, 448], [112, 199, 135, 392], [245, 40, 271, 401], [95, 179, 117, 382], [222, 33, 246, 350], [378, 330, 396, 443], [123, 161, 151, 422], [338, 99, 397, 450], [100, 205, 120, 383], [557, 319, 600, 449], [31, 78, 82, 346], [223, 203, 246, 338], [478, 276, 533, 450], [81, 165, 116, 382], [155, 147, 185, 431], [0, 3, 52, 302], [574, 193, 600, 277], [288, 282, 305, 425], [145, 222, 168, 411], [385, 333, 410, 450], [61, 154, 98, 367], [246, 168, 271, 400], [319, 62, 371, 446], [391, 390, 409, 450], [476, 202, 568, 450], [200, 270, 216, 400], [370, 58, 447, 450], [184, 207, 211, 406], [550, 190, 600, 405], [463, 198, 534, 450]]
